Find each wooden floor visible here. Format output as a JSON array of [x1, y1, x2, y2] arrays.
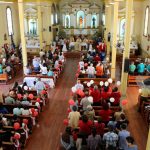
[[0, 56, 148, 150]]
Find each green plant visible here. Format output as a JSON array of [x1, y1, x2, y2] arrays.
[[58, 29, 67, 39], [92, 31, 102, 41]]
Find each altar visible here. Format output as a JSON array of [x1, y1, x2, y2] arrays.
[[64, 28, 99, 36], [25, 39, 46, 54]]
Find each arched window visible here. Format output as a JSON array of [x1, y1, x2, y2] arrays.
[[6, 7, 13, 36], [143, 6, 149, 36]]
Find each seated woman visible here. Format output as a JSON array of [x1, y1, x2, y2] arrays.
[[5, 90, 16, 104], [61, 126, 75, 149], [47, 68, 54, 77], [24, 64, 32, 75], [110, 87, 121, 106]]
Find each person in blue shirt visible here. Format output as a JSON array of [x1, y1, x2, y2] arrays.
[[47, 69, 54, 77], [137, 62, 145, 75], [0, 64, 3, 74], [125, 136, 138, 150], [146, 63, 150, 75]]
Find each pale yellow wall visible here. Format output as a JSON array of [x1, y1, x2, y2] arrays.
[[140, 1, 150, 55], [42, 6, 53, 45], [133, 1, 144, 43], [0, 4, 20, 47]]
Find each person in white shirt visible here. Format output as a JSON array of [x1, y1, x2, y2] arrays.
[[89, 43, 93, 51], [54, 59, 59, 69], [79, 59, 84, 70], [62, 42, 68, 52], [40, 63, 48, 75], [39, 49, 45, 58], [59, 52, 65, 62], [75, 80, 84, 91], [35, 78, 45, 94], [86, 64, 95, 78]]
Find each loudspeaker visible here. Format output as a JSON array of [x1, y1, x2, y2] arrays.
[[49, 26, 51, 32], [124, 58, 130, 73]]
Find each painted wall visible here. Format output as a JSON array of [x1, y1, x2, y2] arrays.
[[0, 4, 20, 48], [140, 0, 150, 55]]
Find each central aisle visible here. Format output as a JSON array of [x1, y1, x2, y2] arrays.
[[25, 57, 79, 150]]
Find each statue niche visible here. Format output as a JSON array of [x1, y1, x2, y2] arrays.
[[77, 11, 85, 28]]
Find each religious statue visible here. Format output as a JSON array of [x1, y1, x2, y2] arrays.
[[92, 17, 96, 28], [66, 17, 69, 28], [79, 16, 83, 28]]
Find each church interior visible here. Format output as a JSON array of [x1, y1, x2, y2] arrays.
[[0, 0, 150, 150]]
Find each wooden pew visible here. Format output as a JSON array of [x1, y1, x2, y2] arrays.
[[128, 75, 150, 86], [24, 74, 54, 80], [77, 77, 109, 85], [2, 104, 38, 114], [0, 73, 8, 85]]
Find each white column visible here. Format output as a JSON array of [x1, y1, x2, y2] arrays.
[[111, 1, 119, 80], [121, 0, 133, 95]]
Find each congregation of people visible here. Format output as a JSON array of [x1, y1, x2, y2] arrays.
[[0, 43, 21, 79], [0, 79, 48, 149], [61, 78, 138, 150], [129, 60, 150, 75]]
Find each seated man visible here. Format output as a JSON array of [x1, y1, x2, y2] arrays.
[[5, 92, 16, 104], [35, 78, 45, 94], [129, 61, 136, 75], [32, 56, 40, 72]]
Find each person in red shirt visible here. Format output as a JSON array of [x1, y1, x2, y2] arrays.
[[110, 87, 121, 106], [94, 117, 105, 137], [78, 115, 93, 137], [101, 86, 112, 100], [90, 85, 101, 105], [99, 103, 112, 124], [94, 54, 101, 62]]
